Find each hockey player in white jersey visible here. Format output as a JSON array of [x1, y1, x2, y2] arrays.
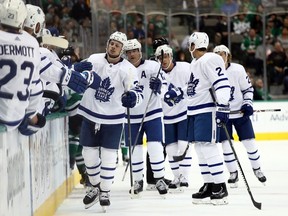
[[155, 44, 192, 192], [78, 32, 143, 210], [23, 4, 98, 96], [0, 0, 45, 134], [123, 39, 168, 196], [186, 32, 231, 205], [213, 45, 266, 187]]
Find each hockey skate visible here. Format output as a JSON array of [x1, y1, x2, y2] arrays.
[[192, 183, 213, 204], [83, 186, 99, 209], [169, 175, 188, 193], [253, 168, 267, 185], [227, 171, 239, 188], [129, 180, 143, 198], [100, 191, 110, 213], [146, 178, 171, 191], [155, 178, 168, 198], [210, 183, 228, 205]]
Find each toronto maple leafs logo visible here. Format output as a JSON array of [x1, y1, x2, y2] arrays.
[[187, 73, 199, 97], [229, 86, 235, 101], [95, 77, 115, 102]]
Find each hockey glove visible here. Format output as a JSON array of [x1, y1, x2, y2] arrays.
[[18, 113, 46, 136], [81, 71, 101, 90], [164, 87, 184, 106], [241, 103, 253, 117], [149, 77, 162, 95], [66, 70, 88, 93], [121, 91, 137, 108], [216, 104, 230, 127], [61, 55, 72, 68], [74, 61, 92, 72]]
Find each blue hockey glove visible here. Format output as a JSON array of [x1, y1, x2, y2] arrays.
[[121, 91, 137, 108], [81, 71, 101, 90], [149, 77, 162, 94], [164, 87, 184, 106], [61, 55, 72, 68], [67, 70, 88, 93], [73, 61, 92, 72], [216, 104, 230, 127], [241, 103, 254, 117], [18, 113, 46, 136]]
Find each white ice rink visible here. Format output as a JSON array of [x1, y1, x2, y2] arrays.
[[55, 141, 288, 216]]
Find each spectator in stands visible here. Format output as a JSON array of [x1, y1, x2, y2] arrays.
[[70, 0, 91, 23], [233, 13, 250, 36], [267, 41, 288, 85], [133, 20, 146, 45], [215, 16, 230, 46], [250, 14, 263, 36], [254, 34, 274, 76], [241, 28, 262, 69], [277, 27, 288, 54], [220, 0, 239, 15], [253, 78, 272, 100]]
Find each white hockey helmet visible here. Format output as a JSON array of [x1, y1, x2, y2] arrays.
[[155, 44, 173, 58], [0, 0, 27, 29], [188, 32, 209, 50], [125, 39, 141, 51], [24, 4, 46, 37], [213, 45, 230, 54], [108, 31, 127, 45]]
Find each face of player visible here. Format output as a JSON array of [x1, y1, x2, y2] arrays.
[[126, 49, 141, 66], [107, 40, 123, 59], [158, 53, 172, 70]]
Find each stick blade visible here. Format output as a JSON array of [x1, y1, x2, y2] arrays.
[[173, 155, 185, 162], [41, 36, 69, 49], [253, 201, 262, 210]]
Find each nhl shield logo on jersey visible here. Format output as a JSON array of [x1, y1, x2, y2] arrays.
[[187, 73, 199, 97], [95, 77, 115, 102]]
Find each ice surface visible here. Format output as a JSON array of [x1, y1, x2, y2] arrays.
[[55, 141, 288, 216]]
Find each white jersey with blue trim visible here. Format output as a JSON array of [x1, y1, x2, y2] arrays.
[[0, 30, 42, 130], [162, 61, 190, 124], [226, 62, 254, 119], [129, 59, 165, 124], [39, 47, 65, 83], [78, 53, 142, 124], [187, 52, 230, 115]]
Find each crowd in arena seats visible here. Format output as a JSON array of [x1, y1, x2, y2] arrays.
[[35, 0, 287, 96]]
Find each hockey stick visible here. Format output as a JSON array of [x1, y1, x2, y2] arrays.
[[172, 143, 189, 162], [39, 36, 69, 49], [230, 109, 281, 114], [127, 107, 134, 195], [209, 88, 262, 210], [122, 50, 164, 181]]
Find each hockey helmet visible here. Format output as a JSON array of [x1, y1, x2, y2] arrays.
[[155, 44, 173, 58], [213, 45, 230, 54], [0, 0, 27, 29], [108, 31, 127, 45], [24, 4, 46, 37], [152, 37, 169, 52], [125, 39, 141, 52], [188, 32, 209, 50]]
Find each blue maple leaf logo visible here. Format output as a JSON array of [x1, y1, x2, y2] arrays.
[[229, 86, 235, 101], [187, 73, 199, 97], [95, 77, 115, 102]]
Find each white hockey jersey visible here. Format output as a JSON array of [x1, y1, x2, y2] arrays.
[[0, 30, 42, 130], [225, 62, 254, 119], [78, 53, 142, 124], [187, 52, 231, 116], [162, 61, 191, 124], [129, 59, 165, 124]]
